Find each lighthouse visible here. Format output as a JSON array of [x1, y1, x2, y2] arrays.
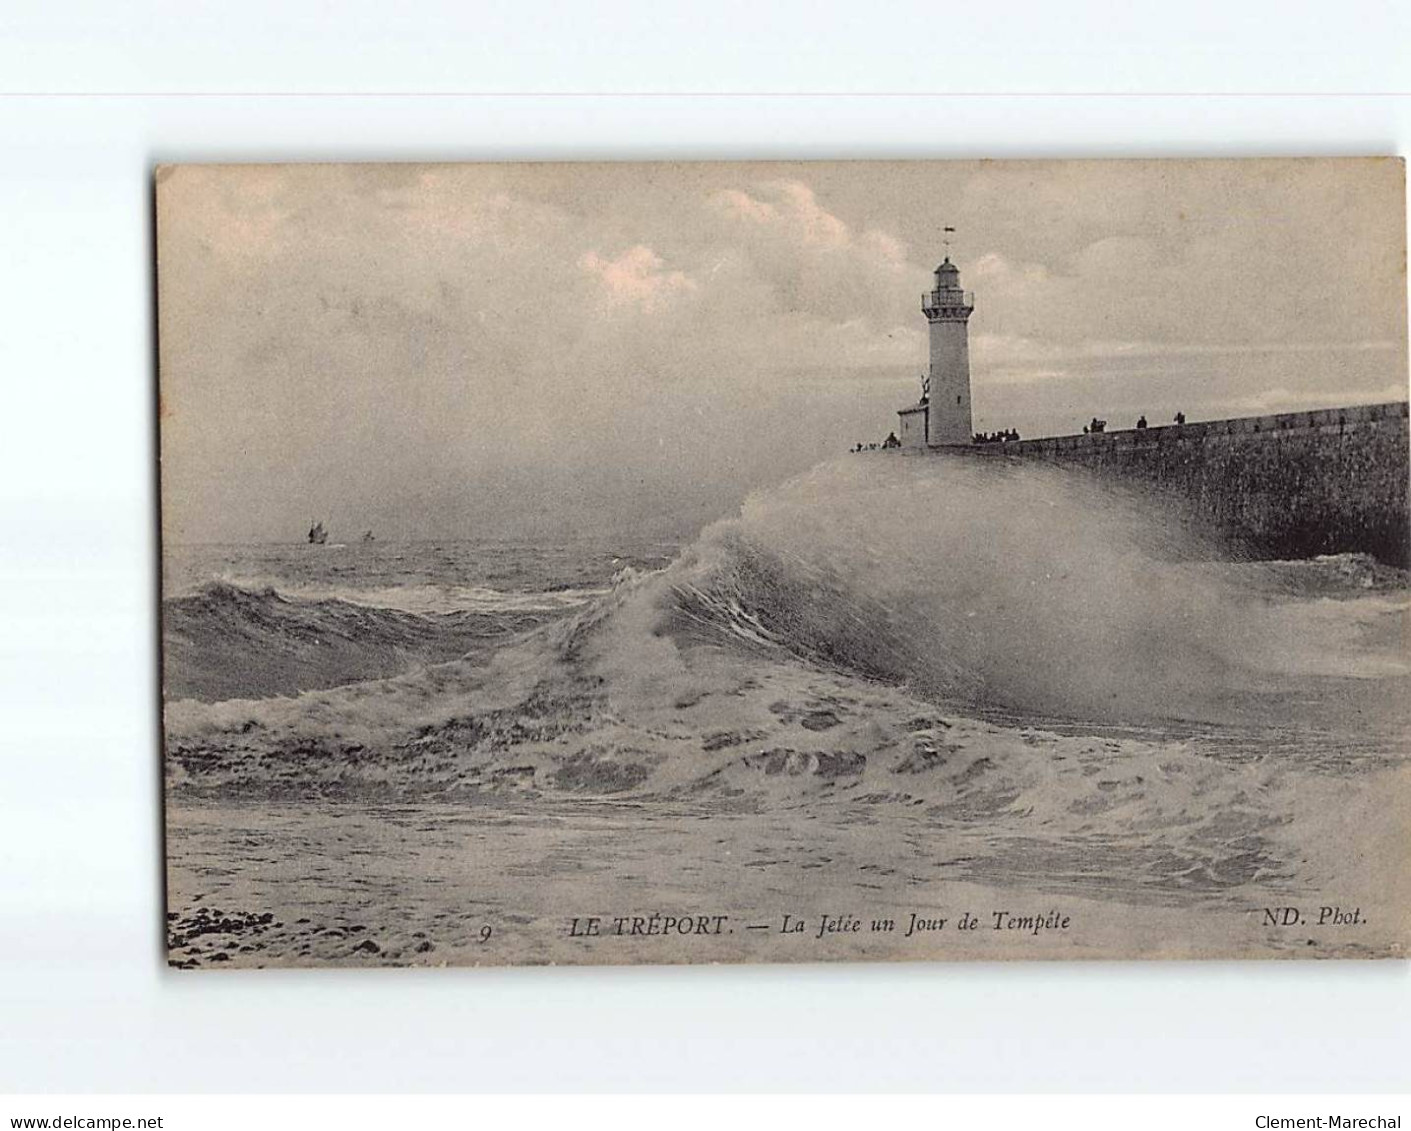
[[898, 255, 975, 447], [922, 257, 975, 445]]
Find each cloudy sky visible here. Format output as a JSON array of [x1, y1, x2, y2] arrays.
[[157, 159, 1406, 544]]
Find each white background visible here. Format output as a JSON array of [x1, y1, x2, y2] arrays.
[[1, 0, 1409, 1094]]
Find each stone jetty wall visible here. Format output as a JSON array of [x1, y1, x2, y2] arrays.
[[955, 401, 1411, 565]]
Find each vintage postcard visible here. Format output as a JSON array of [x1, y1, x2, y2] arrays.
[[157, 158, 1410, 968]]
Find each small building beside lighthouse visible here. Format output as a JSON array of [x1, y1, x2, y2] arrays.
[[898, 256, 975, 447]]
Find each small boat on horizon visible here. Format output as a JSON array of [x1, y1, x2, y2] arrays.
[[307, 520, 328, 545]]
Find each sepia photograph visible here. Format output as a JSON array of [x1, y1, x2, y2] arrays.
[[156, 157, 1410, 969]]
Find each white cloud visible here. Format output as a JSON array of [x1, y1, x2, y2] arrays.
[[712, 187, 778, 224], [711, 179, 849, 248], [579, 245, 696, 311]]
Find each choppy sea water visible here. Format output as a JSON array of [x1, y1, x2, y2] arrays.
[[162, 457, 1411, 966], [162, 537, 676, 701]]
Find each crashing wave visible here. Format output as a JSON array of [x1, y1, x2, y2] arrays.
[[630, 457, 1409, 724], [164, 456, 1409, 811]]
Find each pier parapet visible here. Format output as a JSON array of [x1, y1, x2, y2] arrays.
[[949, 401, 1411, 566]]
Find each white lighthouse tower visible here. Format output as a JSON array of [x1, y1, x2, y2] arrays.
[[921, 256, 974, 445]]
